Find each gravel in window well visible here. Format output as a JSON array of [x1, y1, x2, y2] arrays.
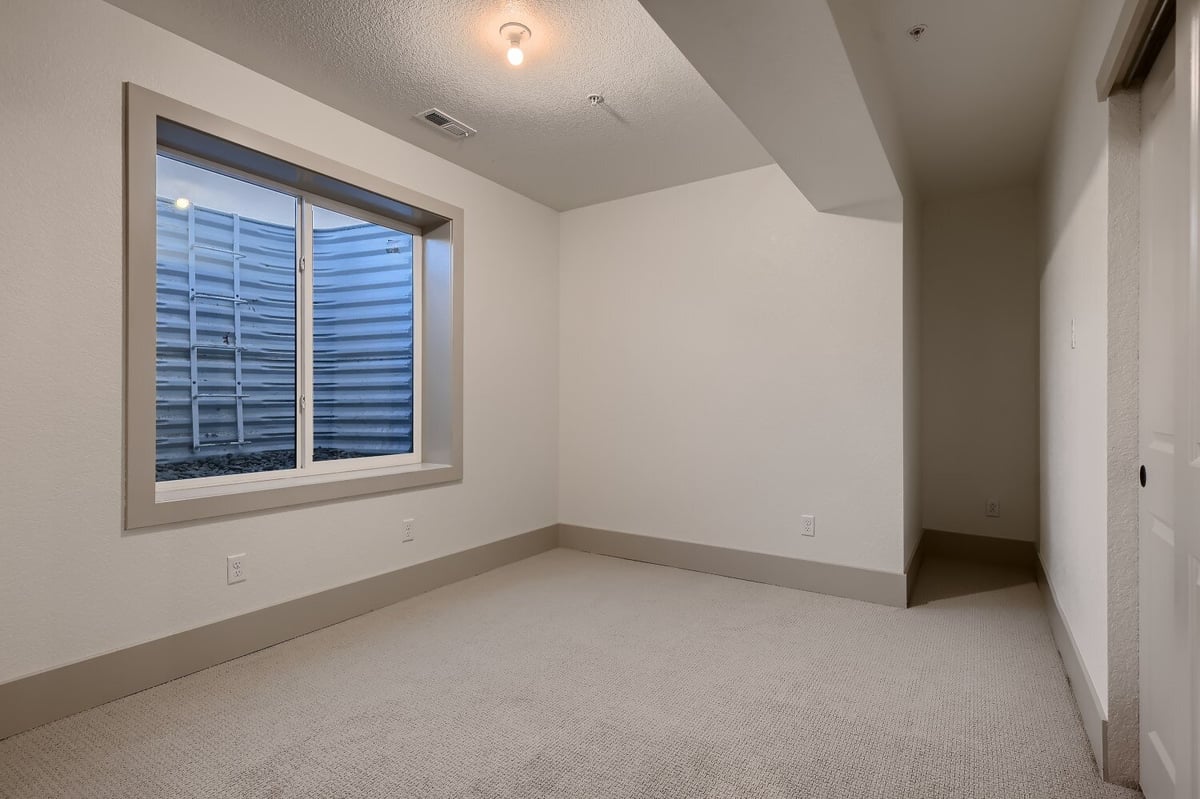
[[155, 448, 393, 481]]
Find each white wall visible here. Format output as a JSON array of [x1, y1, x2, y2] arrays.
[[921, 187, 1040, 542], [0, 0, 559, 683], [559, 166, 909, 574], [1037, 0, 1127, 712]]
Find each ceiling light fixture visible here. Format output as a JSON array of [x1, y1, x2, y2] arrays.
[[907, 24, 928, 42], [500, 22, 531, 66]]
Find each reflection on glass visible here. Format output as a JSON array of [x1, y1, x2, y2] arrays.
[[311, 205, 415, 461], [155, 154, 297, 481]]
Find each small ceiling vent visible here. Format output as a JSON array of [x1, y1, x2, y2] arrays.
[[417, 108, 477, 138]]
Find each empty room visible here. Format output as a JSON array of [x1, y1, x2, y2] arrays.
[[0, 0, 1195, 796]]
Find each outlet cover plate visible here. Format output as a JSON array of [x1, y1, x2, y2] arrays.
[[801, 515, 816, 537], [402, 518, 415, 542], [985, 500, 1001, 518], [227, 554, 246, 584]]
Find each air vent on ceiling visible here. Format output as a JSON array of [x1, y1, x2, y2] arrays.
[[417, 108, 477, 139]]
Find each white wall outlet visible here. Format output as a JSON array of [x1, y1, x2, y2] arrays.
[[227, 554, 246, 584], [402, 518, 415, 543], [985, 499, 1001, 518], [801, 515, 816, 537]]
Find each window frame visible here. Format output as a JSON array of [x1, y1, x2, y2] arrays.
[[300, 194, 425, 474], [154, 149, 426, 489], [126, 84, 463, 529]]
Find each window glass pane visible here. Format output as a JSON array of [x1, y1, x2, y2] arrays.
[[311, 205, 415, 461], [155, 154, 298, 481]]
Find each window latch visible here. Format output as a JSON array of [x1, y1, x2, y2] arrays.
[[299, 256, 306, 273], [299, 395, 307, 413]]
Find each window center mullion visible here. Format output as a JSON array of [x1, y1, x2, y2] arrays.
[[299, 198, 315, 470]]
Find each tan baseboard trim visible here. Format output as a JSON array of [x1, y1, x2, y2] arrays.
[[559, 524, 907, 608], [905, 533, 925, 606], [1036, 556, 1108, 771], [0, 525, 558, 741], [921, 529, 1037, 568]]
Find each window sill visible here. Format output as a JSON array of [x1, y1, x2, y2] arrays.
[[127, 461, 460, 530], [155, 461, 452, 503]]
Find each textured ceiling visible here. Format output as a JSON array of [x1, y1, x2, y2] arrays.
[[856, 0, 1085, 197], [103, 0, 772, 210]]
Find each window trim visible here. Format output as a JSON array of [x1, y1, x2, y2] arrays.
[[125, 83, 463, 530]]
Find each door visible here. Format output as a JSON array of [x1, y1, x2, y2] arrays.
[[1140, 23, 1185, 799], [1141, 4, 1200, 795], [1179, 3, 1200, 794]]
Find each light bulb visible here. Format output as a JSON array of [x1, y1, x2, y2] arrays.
[[500, 22, 531, 67], [174, 197, 191, 210]]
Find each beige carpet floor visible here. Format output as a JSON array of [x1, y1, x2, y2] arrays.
[[0, 549, 1142, 798]]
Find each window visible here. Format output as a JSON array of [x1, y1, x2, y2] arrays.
[[153, 155, 420, 482], [126, 85, 462, 528], [154, 155, 301, 481]]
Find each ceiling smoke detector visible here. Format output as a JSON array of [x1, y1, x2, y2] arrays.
[[416, 108, 477, 139], [907, 24, 928, 42]]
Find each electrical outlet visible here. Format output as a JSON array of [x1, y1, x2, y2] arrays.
[[227, 554, 246, 584], [801, 515, 816, 537], [985, 500, 1001, 518], [402, 518, 415, 543]]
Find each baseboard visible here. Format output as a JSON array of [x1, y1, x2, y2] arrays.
[[905, 532, 925, 605], [0, 525, 558, 742], [1035, 556, 1108, 771], [559, 525, 908, 608], [920, 529, 1038, 568]]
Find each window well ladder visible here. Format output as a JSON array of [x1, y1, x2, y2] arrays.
[[187, 206, 250, 450]]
